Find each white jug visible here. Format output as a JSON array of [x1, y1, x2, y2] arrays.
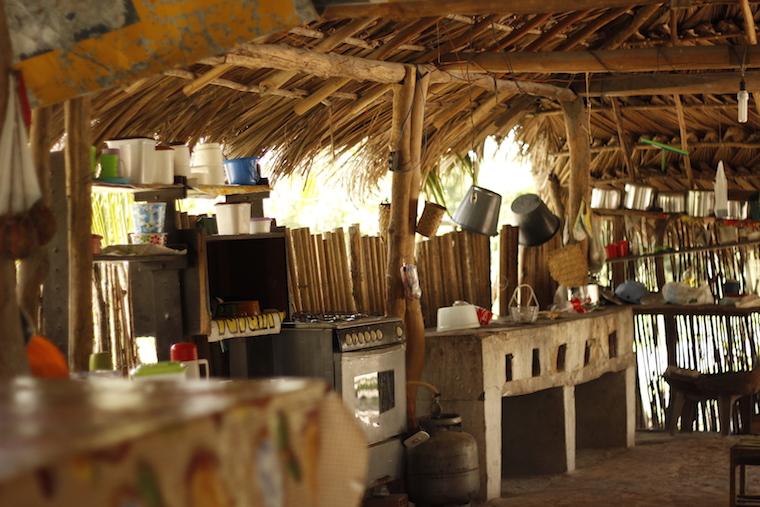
[[105, 138, 156, 184]]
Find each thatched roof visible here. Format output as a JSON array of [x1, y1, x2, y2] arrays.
[[74, 2, 760, 193]]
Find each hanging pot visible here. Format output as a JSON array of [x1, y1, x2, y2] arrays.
[[453, 186, 501, 236], [510, 194, 560, 246]]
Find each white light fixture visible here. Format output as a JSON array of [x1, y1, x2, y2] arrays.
[[738, 79, 749, 123]]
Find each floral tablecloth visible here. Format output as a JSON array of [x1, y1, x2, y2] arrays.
[[0, 377, 366, 507]]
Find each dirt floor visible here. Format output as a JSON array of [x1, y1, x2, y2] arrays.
[[488, 432, 760, 507]]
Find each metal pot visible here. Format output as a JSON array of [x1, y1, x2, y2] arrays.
[[725, 200, 748, 220], [510, 194, 560, 246], [453, 186, 501, 236], [590, 188, 622, 209], [656, 192, 686, 213], [407, 413, 480, 506], [687, 190, 715, 217], [623, 183, 655, 210]]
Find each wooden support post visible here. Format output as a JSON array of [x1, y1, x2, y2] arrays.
[[0, 0, 28, 377], [386, 66, 431, 425], [560, 97, 591, 229], [673, 94, 694, 189], [17, 107, 54, 332], [65, 97, 94, 371]]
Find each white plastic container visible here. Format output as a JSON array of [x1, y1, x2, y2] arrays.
[[153, 147, 174, 185], [105, 138, 155, 183], [215, 202, 250, 235], [171, 144, 191, 177], [715, 160, 728, 218], [250, 217, 272, 234], [191, 142, 224, 167], [436, 301, 480, 332]]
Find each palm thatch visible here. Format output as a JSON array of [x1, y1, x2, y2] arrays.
[[56, 2, 760, 194]]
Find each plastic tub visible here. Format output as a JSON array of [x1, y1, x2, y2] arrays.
[[436, 302, 480, 332], [250, 217, 272, 234]]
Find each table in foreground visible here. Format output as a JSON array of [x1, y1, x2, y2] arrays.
[[423, 306, 636, 501], [0, 377, 366, 507]]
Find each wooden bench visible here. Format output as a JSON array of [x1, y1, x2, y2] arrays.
[[664, 366, 760, 435]]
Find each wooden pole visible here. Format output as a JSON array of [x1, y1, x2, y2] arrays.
[[65, 96, 94, 371], [17, 107, 54, 332], [609, 98, 637, 181], [561, 97, 591, 230], [673, 94, 694, 189], [0, 0, 28, 377]]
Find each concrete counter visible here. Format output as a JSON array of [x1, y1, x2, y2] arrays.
[[422, 306, 636, 501]]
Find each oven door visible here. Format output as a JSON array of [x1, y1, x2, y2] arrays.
[[336, 344, 406, 445]]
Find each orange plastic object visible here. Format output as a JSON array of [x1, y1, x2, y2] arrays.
[[26, 336, 69, 379]]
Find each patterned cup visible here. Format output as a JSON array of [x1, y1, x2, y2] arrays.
[[131, 202, 166, 233]]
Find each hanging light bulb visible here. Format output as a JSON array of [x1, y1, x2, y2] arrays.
[[738, 79, 749, 123]]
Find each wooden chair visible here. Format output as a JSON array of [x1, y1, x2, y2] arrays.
[[730, 440, 760, 507], [664, 366, 760, 435]]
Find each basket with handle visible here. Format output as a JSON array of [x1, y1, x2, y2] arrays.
[[547, 242, 588, 287], [509, 284, 539, 323]]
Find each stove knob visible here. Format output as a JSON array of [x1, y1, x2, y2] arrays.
[[378, 329, 384, 340], [371, 330, 379, 341], [396, 326, 403, 338], [362, 331, 370, 343], [346, 334, 355, 346]]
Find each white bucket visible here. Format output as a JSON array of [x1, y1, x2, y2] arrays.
[[250, 217, 272, 234], [191, 143, 224, 167], [153, 148, 174, 185], [105, 138, 155, 183], [171, 144, 191, 177], [215, 203, 250, 235]]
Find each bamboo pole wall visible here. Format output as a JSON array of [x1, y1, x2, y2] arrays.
[[417, 230, 491, 327]]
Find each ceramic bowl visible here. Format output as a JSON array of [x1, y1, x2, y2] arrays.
[[129, 232, 167, 245]]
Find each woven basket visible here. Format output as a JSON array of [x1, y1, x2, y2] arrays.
[[547, 242, 588, 287], [416, 201, 446, 237]]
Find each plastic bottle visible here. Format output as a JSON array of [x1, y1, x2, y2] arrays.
[[715, 160, 728, 218]]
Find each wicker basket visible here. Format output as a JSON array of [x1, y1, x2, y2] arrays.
[[416, 201, 446, 237], [547, 242, 588, 287]]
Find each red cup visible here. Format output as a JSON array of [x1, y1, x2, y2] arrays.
[[605, 243, 618, 259], [475, 306, 493, 326], [170, 342, 198, 362], [617, 240, 629, 257]]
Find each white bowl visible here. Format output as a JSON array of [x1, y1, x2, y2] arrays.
[[436, 304, 480, 332]]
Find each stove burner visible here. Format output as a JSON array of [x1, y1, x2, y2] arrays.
[[292, 312, 371, 323]]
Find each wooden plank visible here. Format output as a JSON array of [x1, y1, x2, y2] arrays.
[[672, 94, 694, 189], [285, 228, 302, 313], [65, 96, 94, 371], [443, 44, 760, 74], [601, 4, 662, 50], [741, 0, 758, 45]]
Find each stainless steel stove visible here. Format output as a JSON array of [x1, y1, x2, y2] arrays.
[[277, 313, 407, 488]]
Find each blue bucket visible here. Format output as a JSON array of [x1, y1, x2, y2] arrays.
[[224, 157, 260, 185]]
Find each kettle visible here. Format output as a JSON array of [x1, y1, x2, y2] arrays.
[[453, 185, 502, 236]]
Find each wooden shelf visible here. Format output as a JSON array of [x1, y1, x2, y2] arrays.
[[593, 208, 676, 219], [188, 184, 272, 198], [205, 232, 285, 242], [633, 304, 760, 316], [94, 253, 187, 269], [606, 239, 760, 264], [92, 182, 186, 202]]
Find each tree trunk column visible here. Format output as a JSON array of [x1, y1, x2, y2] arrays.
[[561, 97, 591, 230], [385, 67, 430, 425], [65, 97, 94, 371]]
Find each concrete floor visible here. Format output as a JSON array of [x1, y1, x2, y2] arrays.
[[488, 432, 760, 507]]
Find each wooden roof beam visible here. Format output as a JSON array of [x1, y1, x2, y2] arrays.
[[577, 70, 760, 96], [319, 0, 733, 19], [182, 63, 234, 96], [609, 98, 637, 180], [741, 0, 758, 45], [442, 44, 760, 74], [554, 140, 760, 156], [262, 18, 377, 91], [601, 3, 662, 50], [672, 94, 694, 188], [559, 8, 629, 51]]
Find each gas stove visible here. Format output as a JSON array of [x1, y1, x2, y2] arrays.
[[284, 314, 404, 352]]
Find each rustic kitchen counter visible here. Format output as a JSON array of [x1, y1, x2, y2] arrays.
[[0, 377, 366, 507], [422, 306, 635, 501]]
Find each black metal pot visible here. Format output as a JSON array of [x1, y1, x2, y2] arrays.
[[510, 194, 560, 246], [452, 185, 502, 236]]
